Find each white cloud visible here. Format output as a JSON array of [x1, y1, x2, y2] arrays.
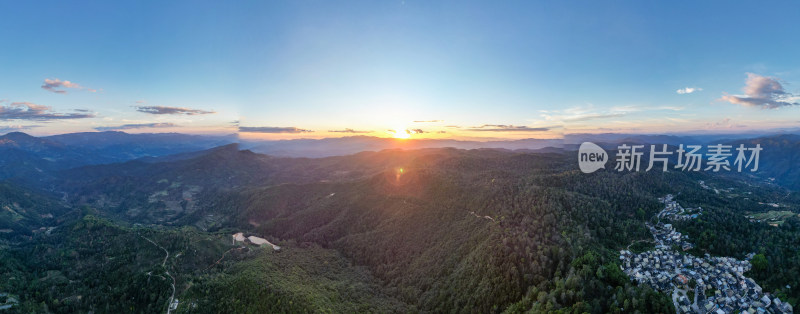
[[720, 73, 798, 109], [676, 87, 702, 94]]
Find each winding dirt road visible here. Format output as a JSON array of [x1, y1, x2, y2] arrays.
[[140, 234, 176, 314]]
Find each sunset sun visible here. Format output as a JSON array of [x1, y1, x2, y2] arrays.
[[392, 129, 411, 139]]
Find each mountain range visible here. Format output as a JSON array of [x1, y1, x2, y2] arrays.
[[0, 131, 799, 312]]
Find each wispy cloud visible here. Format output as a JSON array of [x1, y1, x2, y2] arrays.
[[136, 105, 216, 115], [563, 113, 625, 122], [413, 120, 443, 123], [540, 104, 682, 127], [328, 128, 371, 133], [608, 105, 644, 112], [720, 73, 799, 109], [239, 126, 313, 133], [468, 124, 549, 132], [705, 118, 746, 129], [609, 105, 683, 112], [676, 87, 702, 94], [41, 78, 96, 94], [665, 117, 691, 123], [94, 122, 177, 131], [542, 106, 628, 122], [0, 124, 41, 133], [0, 101, 95, 120]]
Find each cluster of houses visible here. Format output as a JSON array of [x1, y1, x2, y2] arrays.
[[621, 249, 792, 313], [649, 222, 695, 251], [658, 194, 703, 221], [620, 195, 794, 313]]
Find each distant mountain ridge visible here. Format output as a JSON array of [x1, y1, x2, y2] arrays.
[[243, 136, 562, 157], [3, 130, 800, 191], [0, 131, 238, 181], [44, 131, 238, 162], [720, 134, 800, 190]]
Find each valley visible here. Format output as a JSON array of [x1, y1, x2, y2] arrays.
[[3, 2, 799, 312], [0, 132, 798, 313]]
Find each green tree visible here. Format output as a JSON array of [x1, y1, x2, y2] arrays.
[[751, 254, 768, 273]]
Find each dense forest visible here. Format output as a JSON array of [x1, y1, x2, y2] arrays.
[[1, 146, 798, 313]]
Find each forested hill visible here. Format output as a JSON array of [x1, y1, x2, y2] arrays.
[[1, 143, 798, 312], [0, 182, 71, 237]]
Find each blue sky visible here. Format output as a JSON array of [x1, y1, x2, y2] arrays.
[[1, 1, 799, 139]]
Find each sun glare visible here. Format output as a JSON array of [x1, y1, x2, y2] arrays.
[[393, 129, 411, 139]]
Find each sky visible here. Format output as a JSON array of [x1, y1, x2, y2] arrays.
[[1, 1, 799, 140]]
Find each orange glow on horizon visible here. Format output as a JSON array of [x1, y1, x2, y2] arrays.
[[392, 129, 411, 139]]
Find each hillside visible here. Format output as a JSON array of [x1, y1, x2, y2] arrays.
[[1, 137, 799, 312]]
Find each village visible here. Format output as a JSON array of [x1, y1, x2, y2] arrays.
[[620, 195, 794, 313]]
